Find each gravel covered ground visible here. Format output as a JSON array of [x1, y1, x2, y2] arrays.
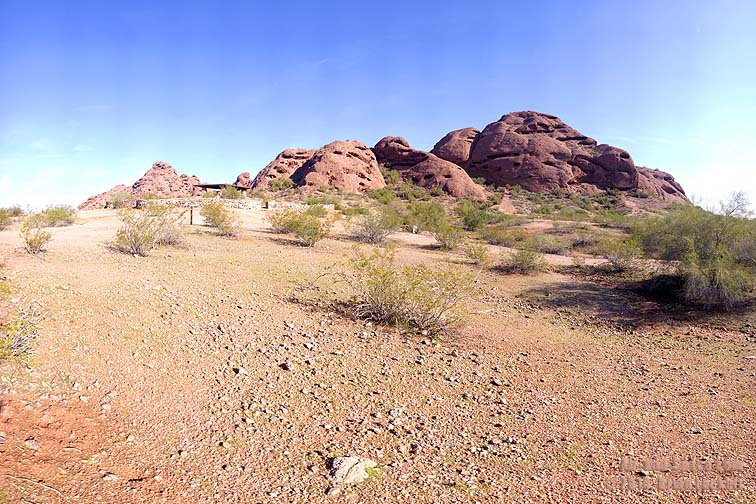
[[1, 209, 754, 503]]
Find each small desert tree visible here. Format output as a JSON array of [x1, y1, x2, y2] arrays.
[[350, 206, 401, 244]]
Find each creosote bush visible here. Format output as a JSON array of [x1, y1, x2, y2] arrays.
[[144, 203, 186, 246], [463, 241, 492, 268], [41, 205, 76, 227], [266, 207, 332, 246], [433, 225, 464, 251], [201, 201, 241, 237], [350, 206, 401, 244], [345, 246, 473, 336], [269, 178, 295, 191], [404, 201, 447, 233], [20, 214, 52, 254], [498, 248, 546, 275], [1, 313, 38, 362], [0, 209, 12, 230], [221, 186, 245, 199], [113, 210, 159, 256]]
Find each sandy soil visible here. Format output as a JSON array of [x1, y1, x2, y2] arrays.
[[0, 209, 754, 503]]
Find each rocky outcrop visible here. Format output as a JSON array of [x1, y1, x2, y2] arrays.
[[250, 149, 315, 190], [291, 141, 385, 193], [430, 128, 479, 167], [433, 111, 686, 201], [79, 161, 202, 209], [373, 136, 487, 200], [234, 172, 253, 188]]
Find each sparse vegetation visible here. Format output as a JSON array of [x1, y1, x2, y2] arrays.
[[455, 199, 492, 231], [404, 201, 447, 233], [113, 210, 159, 256], [201, 201, 241, 237], [344, 246, 473, 336], [1, 313, 38, 362], [479, 226, 528, 247], [144, 203, 186, 246], [267, 207, 332, 246], [20, 214, 52, 254], [635, 199, 756, 310], [350, 206, 401, 244], [526, 233, 571, 255], [41, 205, 76, 227], [220, 186, 245, 199], [109, 191, 135, 209], [463, 241, 492, 268], [498, 248, 546, 274], [269, 177, 295, 191], [433, 225, 464, 251], [0, 208, 12, 230]]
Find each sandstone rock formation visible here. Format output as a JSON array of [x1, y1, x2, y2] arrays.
[[234, 172, 253, 188], [430, 128, 479, 167], [291, 141, 385, 193], [373, 136, 487, 200], [432, 111, 686, 200], [250, 149, 315, 190], [79, 161, 201, 209]]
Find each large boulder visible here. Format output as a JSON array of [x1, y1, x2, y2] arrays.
[[430, 127, 479, 166], [250, 149, 315, 190], [291, 141, 385, 193], [434, 111, 686, 201], [373, 136, 487, 200], [234, 172, 253, 188]]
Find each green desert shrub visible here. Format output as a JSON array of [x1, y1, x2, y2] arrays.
[[201, 201, 241, 237], [41, 205, 75, 227], [220, 186, 245, 199], [144, 203, 186, 246], [635, 202, 756, 309], [526, 233, 571, 255], [268, 177, 295, 191], [1, 313, 37, 362], [498, 248, 546, 274], [479, 226, 528, 247], [463, 241, 492, 268], [455, 199, 492, 231], [350, 206, 401, 244], [0, 209, 12, 230], [267, 207, 332, 246], [20, 214, 52, 254], [345, 246, 473, 336], [109, 191, 135, 209], [404, 201, 447, 233], [433, 225, 464, 251], [113, 210, 159, 256], [367, 187, 396, 204], [596, 237, 641, 273]]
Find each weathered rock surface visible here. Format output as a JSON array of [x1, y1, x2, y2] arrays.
[[373, 136, 487, 200], [430, 127, 479, 167], [250, 149, 315, 190], [79, 161, 202, 209], [329, 456, 378, 485], [234, 172, 253, 188], [291, 141, 385, 193], [432, 111, 686, 200]]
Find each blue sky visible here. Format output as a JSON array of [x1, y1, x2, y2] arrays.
[[1, 0, 755, 208]]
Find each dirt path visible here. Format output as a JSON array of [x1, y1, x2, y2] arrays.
[[1, 210, 754, 503]]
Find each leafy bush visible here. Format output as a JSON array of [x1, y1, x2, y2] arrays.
[[395, 182, 430, 201], [596, 237, 641, 273], [200, 201, 241, 237], [41, 205, 75, 227], [221, 186, 245, 199], [267, 209, 301, 234], [345, 246, 473, 336], [463, 241, 492, 268], [367, 187, 396, 204], [381, 167, 402, 185], [526, 233, 571, 255], [1, 314, 37, 362], [293, 213, 332, 246], [202, 191, 219, 199], [479, 227, 528, 247], [113, 210, 159, 256], [109, 191, 135, 209], [305, 195, 341, 206], [267, 208, 332, 246], [350, 207, 401, 244], [20, 214, 52, 254], [269, 177, 295, 191], [404, 201, 447, 233], [635, 202, 756, 309], [433, 225, 464, 251], [0, 209, 12, 230], [456, 199, 492, 231], [498, 248, 546, 274], [144, 203, 185, 246]]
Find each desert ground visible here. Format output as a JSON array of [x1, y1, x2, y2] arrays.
[[1, 208, 754, 503]]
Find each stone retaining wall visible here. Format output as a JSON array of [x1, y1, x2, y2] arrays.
[[134, 198, 333, 212]]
